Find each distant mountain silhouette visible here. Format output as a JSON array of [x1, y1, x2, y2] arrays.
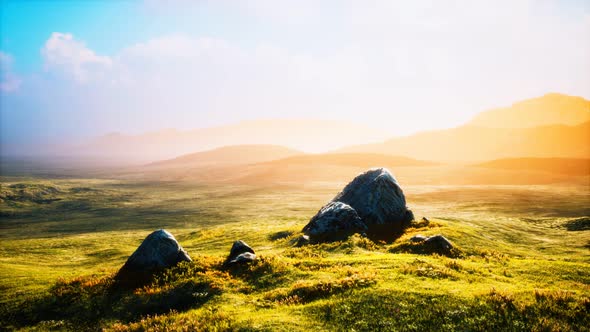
[[72, 119, 389, 163], [135, 152, 437, 184], [339, 121, 590, 162], [12, 93, 589, 166], [257, 153, 435, 168], [475, 158, 590, 176], [148, 145, 303, 168], [339, 93, 590, 161], [468, 93, 590, 128], [134, 151, 587, 186]]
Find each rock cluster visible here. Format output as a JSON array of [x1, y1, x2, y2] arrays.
[[302, 168, 413, 242], [115, 229, 191, 286]]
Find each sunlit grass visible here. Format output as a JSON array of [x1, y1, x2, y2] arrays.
[[0, 178, 588, 330]]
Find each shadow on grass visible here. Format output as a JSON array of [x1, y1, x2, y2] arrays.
[[268, 230, 294, 241], [0, 199, 230, 239], [0, 262, 222, 330], [225, 255, 297, 291], [564, 217, 590, 231]]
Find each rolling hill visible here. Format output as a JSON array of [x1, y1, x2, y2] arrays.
[[340, 93, 590, 162], [139, 151, 588, 186], [68, 119, 390, 163], [135, 152, 437, 184], [340, 121, 590, 162], [468, 93, 590, 128], [256, 153, 436, 168], [475, 158, 590, 176], [147, 145, 303, 168]]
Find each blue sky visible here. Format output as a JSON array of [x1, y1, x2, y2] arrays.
[[1, 0, 589, 147]]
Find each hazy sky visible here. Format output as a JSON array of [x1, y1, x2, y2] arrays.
[[1, 0, 589, 144]]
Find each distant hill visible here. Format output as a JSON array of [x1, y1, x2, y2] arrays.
[[468, 93, 590, 128], [340, 121, 590, 162], [134, 152, 437, 184], [130, 151, 587, 186], [69, 119, 390, 163], [340, 93, 590, 162], [475, 158, 590, 176], [148, 145, 303, 168], [258, 153, 435, 168]]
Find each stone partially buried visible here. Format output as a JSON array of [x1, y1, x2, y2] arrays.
[[303, 201, 367, 242], [115, 229, 191, 286], [225, 240, 257, 265]]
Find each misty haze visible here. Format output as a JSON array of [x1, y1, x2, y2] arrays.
[[1, 1, 589, 331]]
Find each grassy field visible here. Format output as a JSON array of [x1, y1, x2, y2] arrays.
[[0, 176, 589, 331]]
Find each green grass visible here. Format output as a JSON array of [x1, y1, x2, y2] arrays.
[[0, 178, 589, 331]]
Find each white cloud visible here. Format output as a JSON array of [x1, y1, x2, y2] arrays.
[[9, 1, 590, 141], [0, 51, 22, 92], [41, 32, 112, 82]]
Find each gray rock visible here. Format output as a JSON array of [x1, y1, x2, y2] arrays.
[[228, 252, 257, 264], [225, 240, 256, 265], [293, 234, 310, 247], [334, 168, 413, 240], [424, 235, 453, 253], [333, 168, 410, 224], [303, 201, 367, 242], [116, 229, 191, 286], [410, 234, 428, 242]]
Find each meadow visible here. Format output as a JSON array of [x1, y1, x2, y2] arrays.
[[0, 176, 589, 331]]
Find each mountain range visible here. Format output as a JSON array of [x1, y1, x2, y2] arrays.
[[122, 92, 589, 185], [3, 93, 589, 180], [91, 92, 590, 163], [68, 119, 390, 163], [339, 93, 590, 161]]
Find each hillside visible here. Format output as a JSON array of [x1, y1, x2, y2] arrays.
[[148, 145, 303, 168], [1, 178, 589, 330], [468, 93, 590, 128], [476, 158, 590, 176], [340, 121, 590, 162]]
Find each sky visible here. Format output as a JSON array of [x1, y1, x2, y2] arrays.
[[1, 0, 589, 146]]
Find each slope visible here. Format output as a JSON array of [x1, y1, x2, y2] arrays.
[[475, 157, 590, 176], [340, 121, 590, 162], [147, 145, 303, 168], [468, 93, 590, 128]]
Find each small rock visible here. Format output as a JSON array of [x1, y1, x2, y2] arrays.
[[115, 229, 191, 286], [422, 217, 429, 222], [225, 240, 256, 265], [302, 201, 367, 242], [228, 252, 257, 264], [424, 235, 453, 253], [294, 234, 310, 247], [410, 234, 428, 242]]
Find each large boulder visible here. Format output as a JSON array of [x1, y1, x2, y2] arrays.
[[333, 168, 411, 225], [225, 240, 256, 265], [303, 202, 367, 242], [115, 229, 191, 286], [301, 168, 413, 242]]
